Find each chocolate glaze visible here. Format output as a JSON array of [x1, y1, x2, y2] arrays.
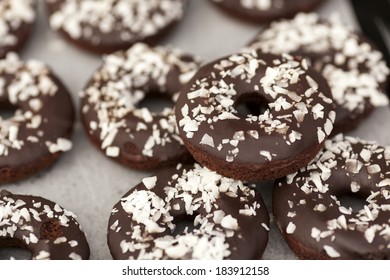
[[274, 135, 390, 259], [0, 190, 90, 260], [81, 43, 202, 170], [107, 163, 270, 260], [0, 54, 75, 184], [211, 0, 325, 23], [175, 50, 335, 181], [45, 0, 187, 54], [248, 13, 390, 135], [0, 0, 36, 58]]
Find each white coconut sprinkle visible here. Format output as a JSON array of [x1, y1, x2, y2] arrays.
[[47, 138, 73, 154], [68, 252, 82, 260], [286, 222, 296, 234], [53, 237, 67, 244], [323, 245, 340, 258], [200, 133, 215, 148], [259, 150, 272, 161], [34, 251, 50, 260], [239, 0, 272, 10], [220, 215, 239, 230], [69, 240, 78, 248], [142, 176, 158, 190], [106, 146, 120, 157]]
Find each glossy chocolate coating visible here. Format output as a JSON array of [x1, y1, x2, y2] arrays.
[[211, 0, 325, 23], [175, 50, 335, 181], [0, 190, 90, 260], [81, 43, 202, 170], [0, 54, 75, 184], [107, 164, 270, 260], [274, 135, 390, 259]]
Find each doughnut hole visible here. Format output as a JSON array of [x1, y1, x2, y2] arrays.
[[0, 238, 32, 260], [40, 219, 63, 240], [337, 192, 368, 213], [171, 214, 201, 237], [234, 93, 270, 118], [137, 94, 174, 114], [0, 101, 19, 121]]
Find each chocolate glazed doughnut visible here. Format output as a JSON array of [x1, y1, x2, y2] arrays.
[[0, 54, 75, 184], [81, 43, 202, 170], [248, 13, 390, 135], [0, 190, 90, 260], [45, 0, 188, 54], [107, 164, 270, 260], [274, 135, 390, 259], [211, 0, 326, 23], [0, 0, 36, 58], [175, 50, 335, 181]]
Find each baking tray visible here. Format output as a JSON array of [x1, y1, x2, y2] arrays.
[[1, 0, 389, 260]]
